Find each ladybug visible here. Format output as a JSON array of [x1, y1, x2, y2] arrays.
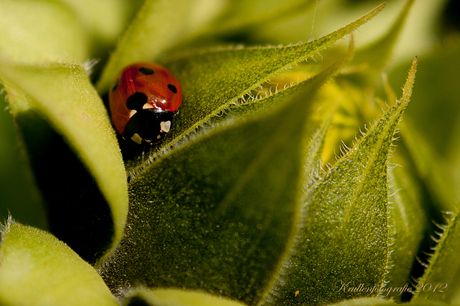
[[109, 62, 182, 145]]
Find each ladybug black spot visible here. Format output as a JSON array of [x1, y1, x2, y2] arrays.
[[168, 84, 178, 93], [139, 67, 154, 75], [112, 79, 119, 92], [126, 92, 148, 110]]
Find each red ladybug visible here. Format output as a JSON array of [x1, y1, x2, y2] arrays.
[[109, 62, 182, 145]]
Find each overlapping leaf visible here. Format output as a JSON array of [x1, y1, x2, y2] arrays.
[[262, 58, 418, 306], [381, 165, 430, 300], [99, 48, 348, 305], [373, 75, 432, 300], [123, 4, 384, 174], [411, 210, 460, 304]]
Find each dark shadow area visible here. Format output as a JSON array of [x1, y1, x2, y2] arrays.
[[126, 297, 150, 306], [440, 0, 460, 34], [15, 109, 114, 264]]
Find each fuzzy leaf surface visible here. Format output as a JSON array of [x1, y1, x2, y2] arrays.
[[412, 210, 460, 304], [0, 62, 127, 263], [303, 113, 332, 190], [263, 58, 418, 306], [0, 221, 118, 306], [123, 4, 384, 172], [376, 80, 431, 299], [380, 164, 430, 299], [99, 55, 342, 305]]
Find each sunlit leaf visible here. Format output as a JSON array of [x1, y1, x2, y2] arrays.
[[0, 220, 118, 306]]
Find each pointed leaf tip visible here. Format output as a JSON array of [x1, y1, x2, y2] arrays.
[[400, 57, 418, 106], [263, 57, 418, 306]]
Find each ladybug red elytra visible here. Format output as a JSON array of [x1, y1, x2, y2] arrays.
[[109, 62, 182, 145]]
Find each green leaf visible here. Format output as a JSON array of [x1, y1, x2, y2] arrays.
[[0, 62, 128, 264], [303, 112, 333, 190], [123, 289, 248, 306], [411, 210, 460, 304], [98, 0, 377, 94], [0, 0, 89, 64], [263, 57, 418, 306], [121, 4, 384, 171], [96, 0, 203, 94], [0, 87, 46, 228], [0, 220, 118, 306], [99, 50, 344, 305], [381, 163, 430, 300]]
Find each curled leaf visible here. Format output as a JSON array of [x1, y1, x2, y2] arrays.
[[0, 62, 128, 264]]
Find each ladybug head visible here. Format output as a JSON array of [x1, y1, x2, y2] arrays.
[[122, 109, 174, 145]]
